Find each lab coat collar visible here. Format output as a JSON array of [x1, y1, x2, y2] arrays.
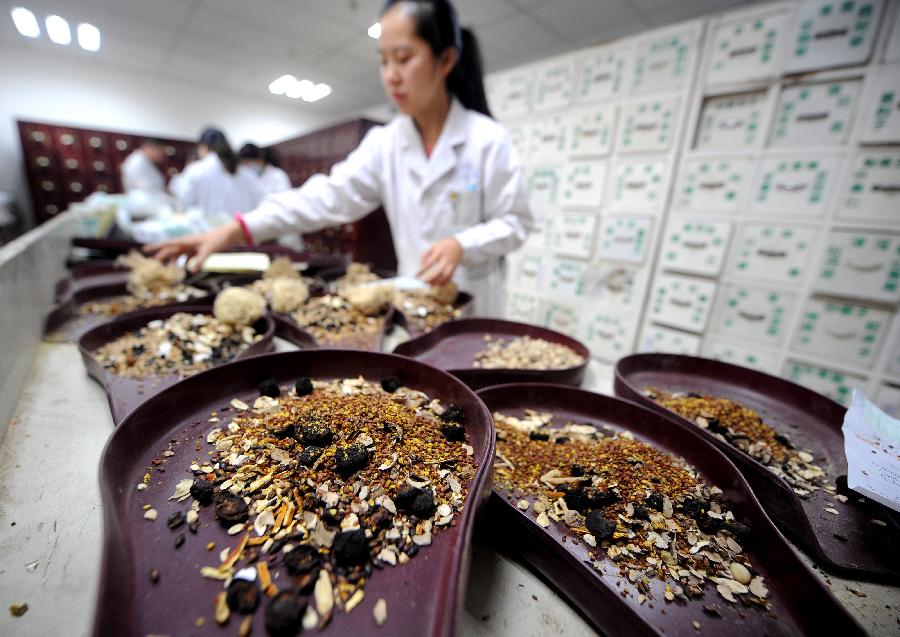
[[399, 97, 469, 198]]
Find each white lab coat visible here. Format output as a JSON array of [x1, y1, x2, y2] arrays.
[[173, 153, 264, 215], [121, 149, 166, 195], [243, 98, 533, 317], [259, 165, 292, 195]]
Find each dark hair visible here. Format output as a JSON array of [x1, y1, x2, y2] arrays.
[[381, 0, 491, 117], [199, 127, 237, 174], [238, 143, 264, 161], [142, 137, 165, 146], [263, 147, 283, 169]]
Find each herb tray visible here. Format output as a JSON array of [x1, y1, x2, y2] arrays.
[[614, 353, 900, 582], [477, 383, 865, 637], [93, 350, 495, 637]]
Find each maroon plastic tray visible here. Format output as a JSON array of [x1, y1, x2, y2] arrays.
[[55, 261, 129, 302], [392, 291, 476, 337], [476, 383, 865, 637], [78, 306, 275, 424], [393, 318, 589, 390], [614, 353, 900, 582], [93, 350, 495, 637], [44, 280, 216, 343]]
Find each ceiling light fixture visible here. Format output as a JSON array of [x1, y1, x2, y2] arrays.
[[77, 22, 100, 51], [45, 14, 71, 45], [367, 22, 381, 39], [269, 75, 331, 102], [11, 7, 40, 38]]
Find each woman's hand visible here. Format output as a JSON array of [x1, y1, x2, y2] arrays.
[[418, 238, 463, 286], [144, 220, 246, 271]]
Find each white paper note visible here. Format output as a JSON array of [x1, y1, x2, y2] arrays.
[[842, 390, 900, 513]]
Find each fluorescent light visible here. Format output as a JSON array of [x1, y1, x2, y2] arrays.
[[268, 74, 296, 95], [11, 7, 40, 38], [77, 22, 100, 51], [45, 15, 71, 45], [367, 22, 381, 39], [304, 83, 332, 103]]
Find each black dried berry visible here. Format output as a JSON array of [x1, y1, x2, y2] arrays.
[[631, 505, 650, 521], [188, 521, 199, 534], [190, 479, 215, 504], [440, 404, 465, 423], [723, 520, 752, 542], [174, 533, 185, 549], [294, 377, 314, 397], [131, 344, 145, 355], [265, 590, 306, 637], [272, 422, 295, 438], [563, 491, 588, 512], [258, 378, 280, 398], [366, 506, 394, 531], [380, 375, 402, 393], [298, 445, 323, 467], [332, 529, 370, 567], [441, 423, 466, 442], [687, 392, 702, 398], [585, 510, 616, 541], [283, 544, 322, 575], [298, 423, 334, 447], [394, 486, 437, 519], [835, 474, 850, 495], [214, 494, 249, 526], [334, 444, 369, 478], [529, 431, 550, 441], [644, 493, 664, 511], [571, 464, 586, 477], [585, 488, 620, 509], [554, 436, 570, 444], [227, 578, 260, 614], [698, 513, 723, 534], [681, 497, 709, 521], [167, 511, 185, 530], [773, 432, 794, 449]]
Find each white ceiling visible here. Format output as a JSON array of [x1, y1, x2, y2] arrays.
[[1, 0, 766, 118]]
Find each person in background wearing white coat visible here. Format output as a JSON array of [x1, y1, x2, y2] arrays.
[[148, 0, 532, 317], [239, 143, 292, 195], [171, 127, 264, 216], [121, 138, 167, 195]]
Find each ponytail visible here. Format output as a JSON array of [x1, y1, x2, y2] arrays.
[[199, 127, 237, 175], [382, 0, 492, 118]]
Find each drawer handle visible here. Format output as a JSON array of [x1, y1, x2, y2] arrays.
[[580, 128, 600, 138], [557, 274, 576, 283], [649, 60, 669, 71], [682, 240, 708, 250], [795, 112, 829, 122], [533, 184, 550, 191], [872, 184, 900, 194], [737, 310, 766, 322], [540, 134, 558, 143], [603, 268, 628, 292], [625, 180, 647, 190], [698, 181, 725, 190], [594, 329, 616, 340], [757, 248, 787, 258], [592, 72, 612, 82], [846, 260, 884, 273], [718, 117, 743, 129], [729, 45, 758, 58], [813, 27, 849, 40], [635, 122, 658, 131], [613, 235, 635, 244], [564, 231, 582, 240], [574, 180, 594, 190], [824, 328, 856, 340], [775, 182, 808, 192], [670, 297, 692, 308]]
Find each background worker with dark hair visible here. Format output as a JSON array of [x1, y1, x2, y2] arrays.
[[239, 143, 291, 195], [171, 127, 264, 216], [149, 0, 532, 317]]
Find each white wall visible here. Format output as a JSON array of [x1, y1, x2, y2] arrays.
[[0, 43, 359, 228]]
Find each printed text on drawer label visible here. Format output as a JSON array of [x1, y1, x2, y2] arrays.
[[576, 45, 629, 103], [619, 97, 680, 153], [749, 154, 841, 217], [527, 167, 562, 212], [662, 219, 732, 276], [532, 59, 576, 113], [610, 161, 668, 212], [676, 157, 752, 212], [583, 313, 636, 363], [839, 152, 900, 222], [641, 325, 701, 355], [530, 114, 568, 159], [549, 212, 598, 259], [714, 284, 798, 346], [706, 10, 790, 85], [561, 161, 607, 208], [632, 26, 698, 95], [549, 258, 589, 298], [488, 70, 532, 119], [598, 215, 653, 264], [509, 253, 548, 289], [785, 0, 884, 74], [783, 360, 867, 406], [567, 105, 616, 157], [702, 338, 778, 373], [506, 292, 543, 324], [815, 231, 900, 303], [791, 297, 888, 368], [771, 80, 860, 147], [545, 302, 581, 335], [650, 275, 716, 333], [857, 64, 900, 143], [731, 224, 818, 284]]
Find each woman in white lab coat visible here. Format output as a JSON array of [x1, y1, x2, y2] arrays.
[[121, 139, 167, 195], [149, 0, 532, 317], [172, 128, 264, 215], [239, 143, 292, 195]]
